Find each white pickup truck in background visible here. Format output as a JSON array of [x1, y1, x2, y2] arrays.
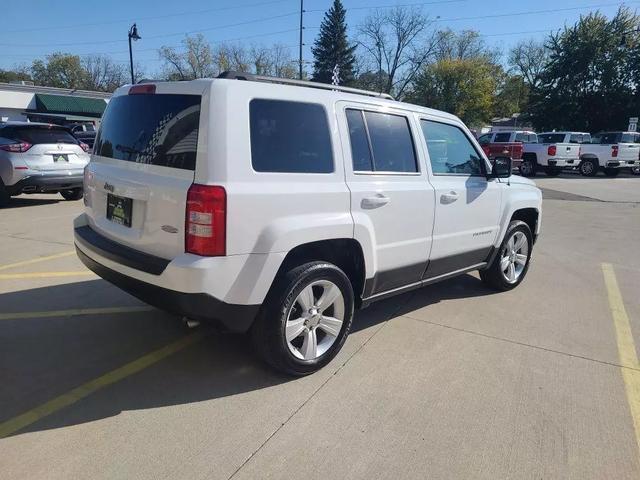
[[578, 131, 640, 177], [518, 131, 581, 177]]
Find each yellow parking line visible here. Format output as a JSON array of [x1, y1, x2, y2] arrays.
[[0, 271, 94, 280], [0, 251, 75, 272], [602, 263, 640, 458], [0, 332, 205, 438], [0, 306, 154, 321]]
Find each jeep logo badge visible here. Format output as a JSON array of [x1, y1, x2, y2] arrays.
[[104, 182, 115, 193]]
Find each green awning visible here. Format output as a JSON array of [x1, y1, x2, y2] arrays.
[[33, 94, 107, 118]]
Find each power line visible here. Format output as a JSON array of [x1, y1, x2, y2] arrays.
[[0, 0, 297, 35], [0, 12, 300, 48]]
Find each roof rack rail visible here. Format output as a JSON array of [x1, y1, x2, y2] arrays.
[[216, 71, 394, 100]]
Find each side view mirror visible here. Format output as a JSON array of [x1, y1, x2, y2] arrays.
[[489, 157, 512, 179]]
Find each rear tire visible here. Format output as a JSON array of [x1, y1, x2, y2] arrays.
[[480, 220, 533, 292], [60, 188, 83, 201], [545, 167, 562, 177], [579, 158, 598, 177], [604, 168, 620, 177], [519, 158, 536, 177], [251, 261, 354, 376]]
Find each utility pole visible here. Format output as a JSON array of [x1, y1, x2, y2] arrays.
[[299, 0, 304, 80]]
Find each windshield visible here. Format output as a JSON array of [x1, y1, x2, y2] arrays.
[[94, 93, 201, 170], [538, 134, 566, 144]]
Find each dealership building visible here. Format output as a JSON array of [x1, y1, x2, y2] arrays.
[[0, 81, 110, 125]]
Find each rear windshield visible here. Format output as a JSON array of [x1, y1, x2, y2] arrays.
[[94, 93, 201, 170], [493, 133, 511, 143], [538, 133, 566, 144], [569, 133, 591, 144], [621, 133, 640, 143], [1, 125, 79, 145]]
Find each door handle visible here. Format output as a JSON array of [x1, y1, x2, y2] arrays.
[[440, 191, 459, 204], [361, 194, 390, 209]]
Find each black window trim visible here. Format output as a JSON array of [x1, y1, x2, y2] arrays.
[[345, 106, 421, 176], [420, 117, 489, 178], [249, 98, 335, 175]]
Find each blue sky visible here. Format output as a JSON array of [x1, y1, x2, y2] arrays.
[[1, 0, 636, 75]]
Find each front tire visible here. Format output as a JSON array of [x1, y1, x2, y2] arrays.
[[60, 188, 83, 201], [579, 158, 598, 177], [0, 180, 9, 207], [251, 261, 354, 376], [480, 220, 533, 291], [604, 168, 620, 177]]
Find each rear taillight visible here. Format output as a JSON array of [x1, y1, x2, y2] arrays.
[[0, 141, 32, 153], [79, 142, 90, 152], [547, 145, 557, 156], [185, 184, 226, 256], [129, 84, 156, 95], [612, 145, 619, 157]]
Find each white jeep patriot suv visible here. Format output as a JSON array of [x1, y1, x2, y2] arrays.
[[74, 73, 542, 375]]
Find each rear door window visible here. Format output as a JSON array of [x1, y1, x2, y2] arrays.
[[2, 125, 79, 145], [249, 99, 333, 173], [94, 93, 201, 170]]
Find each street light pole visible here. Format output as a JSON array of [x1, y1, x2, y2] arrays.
[[298, 0, 304, 80], [128, 23, 141, 84]]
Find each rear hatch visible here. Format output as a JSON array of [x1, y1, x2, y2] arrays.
[[2, 124, 88, 170], [617, 134, 640, 162], [537, 133, 580, 159], [85, 82, 206, 259]]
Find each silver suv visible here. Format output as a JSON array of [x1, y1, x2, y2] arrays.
[[0, 122, 90, 206]]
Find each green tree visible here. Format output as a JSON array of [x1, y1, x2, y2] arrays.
[[31, 53, 87, 89], [312, 0, 356, 85], [528, 7, 640, 131], [408, 57, 497, 126], [0, 66, 32, 84], [494, 74, 529, 119]]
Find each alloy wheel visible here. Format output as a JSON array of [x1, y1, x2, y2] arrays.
[[285, 280, 345, 360], [500, 231, 529, 284]]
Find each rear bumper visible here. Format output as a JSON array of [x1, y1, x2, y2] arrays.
[[6, 173, 83, 195], [74, 223, 262, 332], [606, 160, 639, 168], [76, 244, 260, 333], [547, 158, 578, 167]]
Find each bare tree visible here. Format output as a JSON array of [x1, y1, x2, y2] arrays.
[[358, 7, 438, 97], [508, 39, 548, 88], [434, 29, 498, 63], [159, 34, 214, 80], [269, 44, 298, 78], [81, 55, 127, 91], [250, 45, 273, 75]]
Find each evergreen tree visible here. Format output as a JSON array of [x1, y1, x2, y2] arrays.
[[311, 0, 356, 85]]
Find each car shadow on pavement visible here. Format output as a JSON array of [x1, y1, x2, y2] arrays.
[[2, 197, 62, 208], [0, 274, 495, 437]]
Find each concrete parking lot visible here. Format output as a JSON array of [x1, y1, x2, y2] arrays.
[[1, 173, 639, 479]]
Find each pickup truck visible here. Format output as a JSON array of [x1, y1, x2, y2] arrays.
[[579, 131, 640, 176], [477, 131, 525, 171], [519, 132, 582, 177]]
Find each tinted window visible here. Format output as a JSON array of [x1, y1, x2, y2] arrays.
[[2, 125, 79, 145], [346, 109, 373, 171], [94, 94, 201, 170], [478, 134, 491, 145], [621, 133, 639, 143], [250, 99, 333, 173], [595, 133, 621, 144], [493, 133, 511, 143], [569, 133, 591, 144], [538, 133, 566, 144], [422, 120, 485, 175], [363, 111, 417, 172]]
